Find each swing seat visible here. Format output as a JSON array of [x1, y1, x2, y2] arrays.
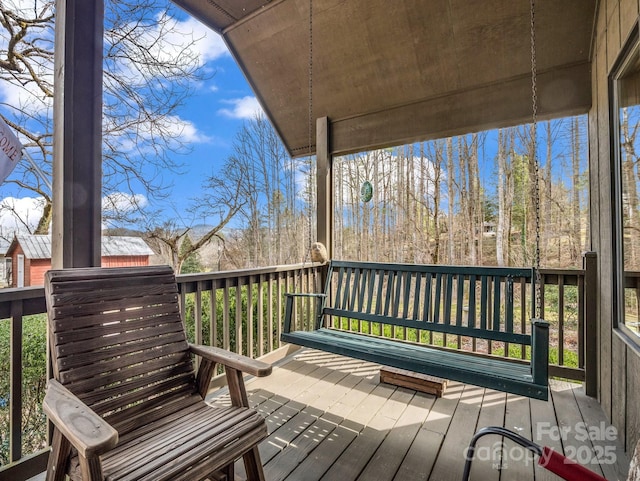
[[281, 260, 549, 400]]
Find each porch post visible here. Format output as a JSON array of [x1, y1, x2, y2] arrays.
[[316, 117, 333, 258], [52, 0, 104, 269], [583, 251, 598, 397]]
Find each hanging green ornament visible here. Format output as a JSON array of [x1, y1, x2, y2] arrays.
[[360, 180, 373, 202]]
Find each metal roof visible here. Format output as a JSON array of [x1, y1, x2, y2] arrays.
[[8, 235, 154, 259], [101, 236, 155, 257], [0, 238, 11, 256], [172, 0, 596, 157]]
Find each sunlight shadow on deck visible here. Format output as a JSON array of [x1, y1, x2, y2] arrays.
[[213, 348, 630, 481]]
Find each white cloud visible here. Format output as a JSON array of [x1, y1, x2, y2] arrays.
[[0, 3, 218, 154], [0, 193, 150, 236], [0, 196, 46, 236], [102, 193, 148, 213], [108, 115, 211, 155], [114, 14, 228, 76], [218, 96, 263, 119], [164, 116, 211, 144], [176, 17, 229, 64], [0, 80, 53, 120]]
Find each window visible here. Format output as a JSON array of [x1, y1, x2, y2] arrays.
[[613, 24, 640, 339]]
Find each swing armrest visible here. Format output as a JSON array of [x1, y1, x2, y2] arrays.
[[531, 319, 549, 386], [284, 293, 327, 333]]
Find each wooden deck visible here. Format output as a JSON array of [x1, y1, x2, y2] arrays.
[[28, 348, 630, 481], [216, 349, 630, 481]]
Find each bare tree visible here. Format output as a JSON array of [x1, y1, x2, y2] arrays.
[[446, 137, 455, 263], [146, 157, 248, 272], [0, 0, 210, 231]]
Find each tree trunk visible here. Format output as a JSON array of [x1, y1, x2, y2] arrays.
[[497, 129, 506, 266], [447, 137, 455, 263], [571, 117, 581, 263]]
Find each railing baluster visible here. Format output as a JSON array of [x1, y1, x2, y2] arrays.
[[276, 273, 282, 348], [223, 279, 231, 351], [558, 275, 565, 366], [210, 281, 218, 347], [520, 278, 527, 360], [10, 301, 23, 463], [268, 274, 274, 352], [195, 283, 203, 346], [236, 284, 243, 355], [247, 278, 254, 357]]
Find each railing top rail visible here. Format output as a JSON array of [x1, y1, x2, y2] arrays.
[[539, 267, 585, 276], [330, 259, 534, 277], [176, 262, 323, 283], [0, 286, 44, 302]]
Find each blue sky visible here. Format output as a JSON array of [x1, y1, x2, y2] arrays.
[[164, 38, 262, 218]]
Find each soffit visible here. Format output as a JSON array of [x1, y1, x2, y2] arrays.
[[172, 0, 596, 157]]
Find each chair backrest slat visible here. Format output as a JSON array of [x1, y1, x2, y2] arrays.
[[46, 266, 197, 437]]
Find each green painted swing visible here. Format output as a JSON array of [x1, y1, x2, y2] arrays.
[[282, 261, 549, 400]]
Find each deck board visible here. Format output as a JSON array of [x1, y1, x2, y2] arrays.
[[467, 389, 507, 481], [569, 382, 631, 480], [502, 394, 535, 481], [429, 384, 485, 481], [356, 391, 434, 481], [392, 385, 461, 481], [552, 380, 607, 478]]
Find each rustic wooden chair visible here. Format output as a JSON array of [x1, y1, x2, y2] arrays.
[[42, 265, 271, 481]]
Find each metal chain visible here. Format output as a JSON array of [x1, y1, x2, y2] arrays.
[[294, 0, 314, 294], [307, 0, 314, 259], [530, 0, 542, 319]]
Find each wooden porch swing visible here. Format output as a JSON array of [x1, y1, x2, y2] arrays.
[[281, 0, 550, 401]]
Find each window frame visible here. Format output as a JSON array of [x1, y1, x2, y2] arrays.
[[611, 20, 640, 346]]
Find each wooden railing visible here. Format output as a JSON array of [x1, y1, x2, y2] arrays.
[[0, 257, 596, 478]]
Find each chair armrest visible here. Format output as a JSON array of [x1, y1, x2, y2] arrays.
[[188, 344, 272, 377], [43, 379, 118, 457]]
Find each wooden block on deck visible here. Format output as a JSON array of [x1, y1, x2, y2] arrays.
[[380, 366, 448, 397]]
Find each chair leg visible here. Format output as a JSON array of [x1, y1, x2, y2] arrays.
[[223, 462, 234, 480], [243, 447, 266, 481], [46, 428, 71, 481], [78, 453, 104, 481]]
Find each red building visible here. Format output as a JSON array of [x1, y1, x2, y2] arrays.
[[5, 235, 155, 287]]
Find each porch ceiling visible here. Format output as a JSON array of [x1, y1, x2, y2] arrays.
[[172, 0, 597, 157]]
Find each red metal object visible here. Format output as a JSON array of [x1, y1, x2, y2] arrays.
[[462, 426, 608, 481], [539, 446, 607, 481]]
